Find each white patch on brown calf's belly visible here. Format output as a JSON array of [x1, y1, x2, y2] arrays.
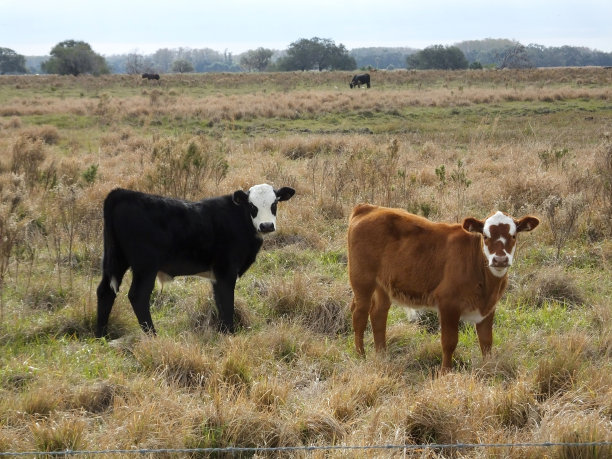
[[393, 296, 488, 324], [460, 309, 487, 323]]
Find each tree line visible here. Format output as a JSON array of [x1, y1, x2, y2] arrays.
[[3, 37, 612, 76]]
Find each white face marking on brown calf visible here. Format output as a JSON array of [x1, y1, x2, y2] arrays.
[[482, 211, 517, 277]]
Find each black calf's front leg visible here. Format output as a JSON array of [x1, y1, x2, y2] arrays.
[[212, 276, 237, 333], [128, 271, 158, 335]]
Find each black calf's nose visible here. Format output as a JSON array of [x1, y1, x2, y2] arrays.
[[259, 222, 275, 233]]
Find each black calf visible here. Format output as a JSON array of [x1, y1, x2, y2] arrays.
[[96, 184, 295, 337]]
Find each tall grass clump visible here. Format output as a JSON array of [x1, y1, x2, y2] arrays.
[[533, 351, 582, 401], [132, 336, 214, 388], [597, 133, 612, 232], [30, 416, 85, 452], [265, 270, 351, 335], [518, 266, 585, 307]]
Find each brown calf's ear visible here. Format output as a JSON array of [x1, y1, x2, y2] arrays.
[[232, 190, 249, 206], [515, 216, 540, 232], [463, 217, 484, 233]]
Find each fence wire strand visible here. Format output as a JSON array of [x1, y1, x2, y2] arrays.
[[0, 441, 611, 456]]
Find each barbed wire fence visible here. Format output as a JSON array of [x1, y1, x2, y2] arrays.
[[0, 441, 611, 457]]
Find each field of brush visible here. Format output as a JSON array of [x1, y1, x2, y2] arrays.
[[0, 68, 611, 457]]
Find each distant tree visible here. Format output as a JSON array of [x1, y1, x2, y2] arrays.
[[277, 37, 356, 71], [497, 44, 533, 69], [456, 39, 518, 65], [0, 48, 27, 74], [240, 48, 274, 72], [469, 61, 483, 70], [525, 44, 612, 67], [456, 39, 612, 68], [125, 52, 145, 74], [350, 47, 418, 70], [151, 48, 175, 73], [223, 49, 233, 66], [41, 40, 109, 76], [324, 42, 357, 70], [172, 59, 194, 73], [24, 56, 47, 74], [190, 48, 225, 72], [407, 45, 468, 70]]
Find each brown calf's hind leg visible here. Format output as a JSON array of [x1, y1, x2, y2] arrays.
[[370, 286, 391, 353], [350, 291, 372, 356]]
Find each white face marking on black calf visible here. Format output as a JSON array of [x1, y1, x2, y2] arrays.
[[248, 184, 279, 233]]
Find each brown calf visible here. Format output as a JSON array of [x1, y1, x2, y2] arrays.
[[347, 204, 539, 371]]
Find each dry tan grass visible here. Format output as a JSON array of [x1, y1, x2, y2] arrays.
[[0, 70, 610, 456]]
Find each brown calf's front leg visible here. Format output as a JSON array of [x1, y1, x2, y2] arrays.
[[439, 310, 460, 372], [475, 312, 494, 358]]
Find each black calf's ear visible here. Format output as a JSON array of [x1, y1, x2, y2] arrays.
[[463, 217, 484, 234], [232, 190, 249, 206], [275, 187, 295, 202]]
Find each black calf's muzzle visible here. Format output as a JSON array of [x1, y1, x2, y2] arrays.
[[259, 222, 275, 233]]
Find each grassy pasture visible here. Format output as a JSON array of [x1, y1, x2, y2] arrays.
[[0, 68, 611, 457]]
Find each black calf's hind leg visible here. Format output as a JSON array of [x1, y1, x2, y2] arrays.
[[96, 274, 116, 338], [128, 271, 158, 335]]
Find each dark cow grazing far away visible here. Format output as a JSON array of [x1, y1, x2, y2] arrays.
[[142, 73, 160, 80], [96, 184, 295, 337], [347, 205, 539, 372], [350, 73, 371, 88]]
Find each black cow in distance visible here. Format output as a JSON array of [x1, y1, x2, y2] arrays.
[[350, 73, 371, 88]]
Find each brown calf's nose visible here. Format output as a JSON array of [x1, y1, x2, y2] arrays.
[[492, 255, 509, 267]]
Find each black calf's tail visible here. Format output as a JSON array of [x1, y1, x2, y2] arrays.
[[101, 190, 124, 293]]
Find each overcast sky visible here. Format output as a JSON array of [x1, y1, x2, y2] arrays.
[[2, 0, 611, 56]]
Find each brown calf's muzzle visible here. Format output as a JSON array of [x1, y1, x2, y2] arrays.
[[491, 254, 510, 268]]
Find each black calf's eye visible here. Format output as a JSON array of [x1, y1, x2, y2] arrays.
[[249, 203, 258, 218], [271, 202, 277, 215]]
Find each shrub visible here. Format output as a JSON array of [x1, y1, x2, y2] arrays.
[[542, 193, 586, 259], [145, 136, 229, 200], [10, 135, 46, 188], [22, 125, 60, 145]]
